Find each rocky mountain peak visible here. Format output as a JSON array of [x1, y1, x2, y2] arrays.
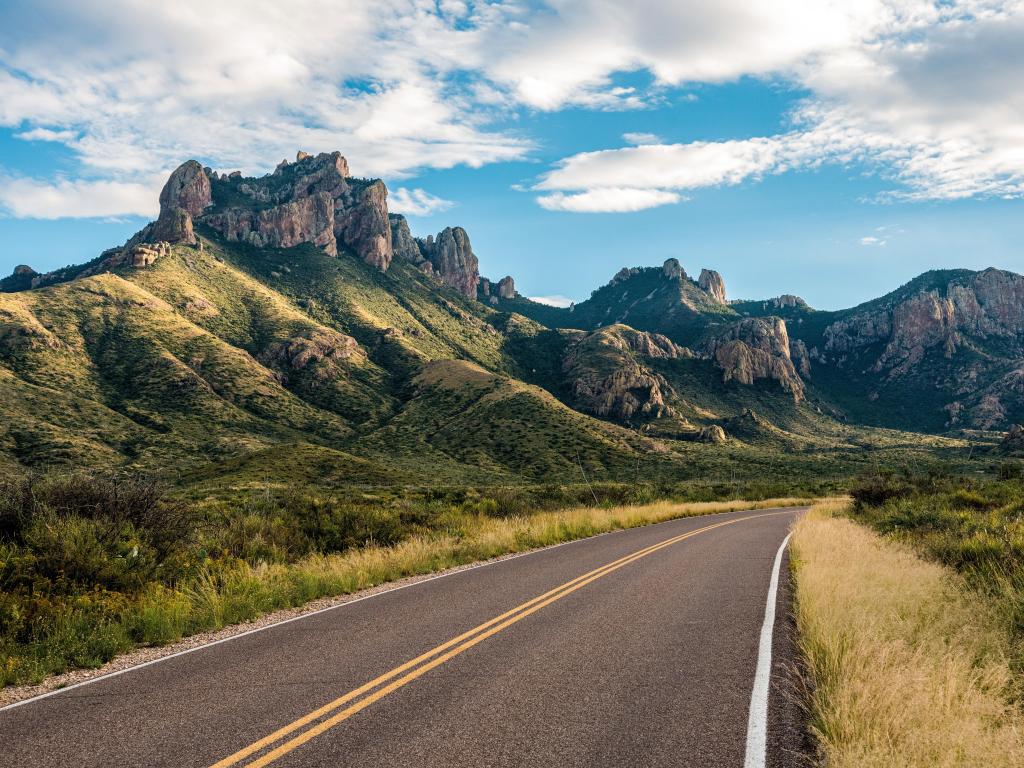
[[662, 258, 686, 280], [149, 160, 212, 244], [420, 227, 478, 299], [698, 269, 726, 303]]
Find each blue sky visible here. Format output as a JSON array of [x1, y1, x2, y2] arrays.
[[2, 1, 1023, 310]]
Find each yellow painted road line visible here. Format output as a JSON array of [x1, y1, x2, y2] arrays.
[[211, 510, 793, 768]]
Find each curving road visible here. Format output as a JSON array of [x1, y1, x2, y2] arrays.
[[0, 506, 808, 768]]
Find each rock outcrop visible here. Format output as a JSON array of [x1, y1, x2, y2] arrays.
[[770, 294, 807, 309], [198, 152, 395, 270], [149, 160, 211, 245], [1, 265, 40, 292], [205, 193, 336, 254], [806, 268, 1024, 428], [703, 317, 804, 400], [697, 425, 727, 443], [389, 214, 482, 298], [563, 325, 691, 424], [336, 180, 392, 270], [477, 275, 517, 304], [698, 269, 727, 303], [389, 214, 422, 263], [416, 227, 479, 299], [497, 276, 515, 299], [134, 152, 403, 272], [662, 258, 685, 280]]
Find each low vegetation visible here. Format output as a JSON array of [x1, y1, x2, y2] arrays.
[[0, 470, 809, 688], [792, 498, 1024, 767], [848, 466, 1024, 677]]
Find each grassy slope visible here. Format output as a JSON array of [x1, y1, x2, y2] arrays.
[[0, 271, 354, 475]]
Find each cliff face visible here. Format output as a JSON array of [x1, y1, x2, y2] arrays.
[[563, 325, 691, 425], [823, 269, 1024, 372], [808, 268, 1024, 428], [191, 152, 394, 270], [703, 317, 805, 401], [149, 160, 211, 244]]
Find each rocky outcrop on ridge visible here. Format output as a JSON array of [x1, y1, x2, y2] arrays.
[[389, 214, 422, 264], [149, 160, 211, 245], [1, 266, 39, 292], [806, 268, 1024, 428], [662, 258, 686, 280], [703, 317, 804, 401], [563, 324, 690, 424], [698, 269, 727, 303], [697, 424, 727, 443], [193, 152, 393, 270], [479, 275, 516, 304], [391, 216, 481, 300]]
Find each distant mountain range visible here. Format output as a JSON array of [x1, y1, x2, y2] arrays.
[[2, 151, 1018, 486]]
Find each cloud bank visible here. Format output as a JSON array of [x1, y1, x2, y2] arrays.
[[1, 1, 1022, 217]]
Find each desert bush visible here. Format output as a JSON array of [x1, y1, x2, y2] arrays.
[[850, 470, 913, 508]]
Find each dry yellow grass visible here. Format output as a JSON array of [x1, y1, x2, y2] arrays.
[[791, 500, 1024, 767]]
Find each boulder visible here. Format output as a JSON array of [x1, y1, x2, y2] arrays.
[[697, 425, 727, 443]]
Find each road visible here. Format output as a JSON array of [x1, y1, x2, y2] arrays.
[[0, 506, 808, 768]]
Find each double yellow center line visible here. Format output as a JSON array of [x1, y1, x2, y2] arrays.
[[210, 510, 790, 767]]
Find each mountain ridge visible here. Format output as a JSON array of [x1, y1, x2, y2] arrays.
[[0, 150, 1015, 488]]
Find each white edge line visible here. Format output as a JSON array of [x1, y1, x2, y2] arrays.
[[1, 505, 802, 714], [743, 530, 794, 768]]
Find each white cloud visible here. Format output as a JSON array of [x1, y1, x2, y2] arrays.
[[0, 176, 161, 219], [527, 0, 1024, 210], [859, 235, 887, 246], [388, 187, 455, 217], [537, 138, 787, 195], [537, 188, 681, 213], [477, 0, 890, 110], [3, 0, 1024, 220], [529, 294, 575, 307], [0, 0, 529, 217], [622, 132, 662, 145]]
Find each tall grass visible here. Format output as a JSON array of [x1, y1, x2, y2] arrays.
[[792, 500, 1024, 767], [2, 496, 807, 688]]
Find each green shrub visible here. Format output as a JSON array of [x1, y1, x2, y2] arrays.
[[850, 471, 913, 508], [998, 461, 1024, 481]]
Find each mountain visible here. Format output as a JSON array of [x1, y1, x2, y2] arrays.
[[494, 261, 1024, 434], [0, 151, 1001, 490]]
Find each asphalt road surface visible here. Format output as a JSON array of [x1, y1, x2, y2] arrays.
[[0, 506, 809, 768]]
